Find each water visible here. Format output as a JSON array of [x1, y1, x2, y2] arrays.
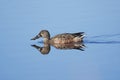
[[84, 34, 120, 44], [0, 0, 120, 80]]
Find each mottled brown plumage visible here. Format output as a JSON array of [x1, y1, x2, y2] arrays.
[[31, 30, 85, 44]]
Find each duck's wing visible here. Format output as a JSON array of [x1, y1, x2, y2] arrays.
[[51, 33, 74, 39], [51, 32, 85, 39]]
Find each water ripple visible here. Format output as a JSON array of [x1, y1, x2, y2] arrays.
[[84, 33, 120, 44]]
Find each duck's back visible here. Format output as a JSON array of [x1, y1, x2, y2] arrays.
[[50, 32, 84, 44]]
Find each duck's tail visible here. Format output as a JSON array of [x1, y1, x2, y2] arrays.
[[72, 32, 85, 38]]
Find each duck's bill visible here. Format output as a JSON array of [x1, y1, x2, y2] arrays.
[[31, 35, 40, 40]]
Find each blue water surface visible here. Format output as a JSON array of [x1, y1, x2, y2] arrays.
[[0, 0, 120, 80]]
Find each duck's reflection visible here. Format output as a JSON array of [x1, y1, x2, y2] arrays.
[[31, 42, 85, 55], [31, 43, 50, 55]]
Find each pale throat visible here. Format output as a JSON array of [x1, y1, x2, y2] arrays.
[[44, 38, 49, 43]]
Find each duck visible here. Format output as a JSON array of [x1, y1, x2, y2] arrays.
[[31, 30, 85, 44]]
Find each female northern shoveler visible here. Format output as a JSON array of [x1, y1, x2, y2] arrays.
[[31, 30, 85, 44]]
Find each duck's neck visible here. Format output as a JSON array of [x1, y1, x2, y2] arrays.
[[44, 37, 50, 43], [43, 32, 50, 43]]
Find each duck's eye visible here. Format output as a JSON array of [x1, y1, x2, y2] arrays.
[[40, 47, 43, 51]]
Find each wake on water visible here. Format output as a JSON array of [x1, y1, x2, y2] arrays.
[[83, 33, 120, 44]]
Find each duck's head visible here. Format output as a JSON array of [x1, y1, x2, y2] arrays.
[[31, 30, 50, 40]]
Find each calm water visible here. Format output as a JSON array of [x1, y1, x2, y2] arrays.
[[0, 0, 120, 80]]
